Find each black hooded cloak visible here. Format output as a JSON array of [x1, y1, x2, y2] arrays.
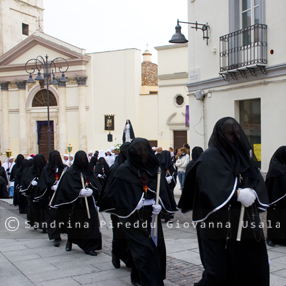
[[99, 138, 177, 286], [266, 146, 286, 244], [34, 150, 67, 240], [22, 154, 46, 229], [50, 150, 102, 254], [18, 159, 33, 214], [178, 117, 269, 286], [97, 142, 133, 268], [11, 154, 24, 205], [185, 146, 203, 175]]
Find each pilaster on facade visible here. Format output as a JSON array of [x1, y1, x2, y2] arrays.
[[15, 81, 27, 90], [1, 82, 10, 154], [74, 76, 87, 86], [0, 82, 9, 91], [17, 81, 28, 155]]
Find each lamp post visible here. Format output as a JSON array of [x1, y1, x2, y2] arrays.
[[25, 55, 69, 155], [169, 19, 210, 45]]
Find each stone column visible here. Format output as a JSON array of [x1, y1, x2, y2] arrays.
[[1, 82, 9, 154], [58, 81, 67, 154], [75, 77, 87, 151], [16, 81, 28, 156]]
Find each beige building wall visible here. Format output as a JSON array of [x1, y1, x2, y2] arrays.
[[0, 0, 44, 56]]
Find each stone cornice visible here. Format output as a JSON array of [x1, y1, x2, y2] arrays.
[[0, 70, 87, 83], [0, 34, 90, 67], [186, 63, 286, 92], [155, 43, 188, 51], [157, 72, 188, 80]]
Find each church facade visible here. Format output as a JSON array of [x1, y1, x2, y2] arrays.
[[0, 0, 189, 160]]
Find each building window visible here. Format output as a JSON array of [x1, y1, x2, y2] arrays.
[[174, 95, 184, 107], [239, 98, 261, 168], [241, 0, 260, 45], [32, 90, 57, 107], [22, 23, 29, 36]]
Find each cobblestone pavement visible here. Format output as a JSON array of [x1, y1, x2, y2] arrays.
[[2, 197, 286, 286]]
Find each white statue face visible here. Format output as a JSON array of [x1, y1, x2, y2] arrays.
[[126, 123, 130, 129]]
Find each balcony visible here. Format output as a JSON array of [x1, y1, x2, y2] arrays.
[[219, 24, 267, 77]]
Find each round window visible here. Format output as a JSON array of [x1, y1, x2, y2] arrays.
[[176, 95, 184, 106]]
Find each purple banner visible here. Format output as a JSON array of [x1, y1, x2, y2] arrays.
[[185, 105, 189, 127]]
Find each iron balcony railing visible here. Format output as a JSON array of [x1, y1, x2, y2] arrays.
[[220, 24, 267, 72]]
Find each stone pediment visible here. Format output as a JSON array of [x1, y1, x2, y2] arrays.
[[0, 31, 90, 81]]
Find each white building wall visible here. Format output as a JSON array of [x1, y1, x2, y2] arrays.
[[186, 0, 286, 172], [86, 49, 141, 151], [156, 44, 189, 150], [0, 0, 44, 55]]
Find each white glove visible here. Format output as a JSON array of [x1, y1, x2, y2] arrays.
[[31, 180, 38, 186], [51, 185, 57, 191], [79, 188, 93, 197], [166, 176, 172, 184], [135, 199, 144, 210], [97, 174, 103, 178], [152, 204, 162, 215], [237, 188, 256, 207]]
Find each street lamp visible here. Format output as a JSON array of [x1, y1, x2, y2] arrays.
[[169, 19, 210, 45], [25, 55, 69, 155]]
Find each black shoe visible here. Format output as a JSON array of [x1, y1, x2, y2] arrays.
[[65, 241, 72, 251], [131, 279, 141, 286], [266, 238, 275, 247], [111, 251, 120, 268], [54, 239, 61, 247], [131, 272, 141, 286], [86, 250, 97, 256]]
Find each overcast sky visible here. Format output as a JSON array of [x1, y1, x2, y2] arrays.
[[43, 0, 187, 63]]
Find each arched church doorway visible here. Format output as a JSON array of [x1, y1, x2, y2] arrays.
[[32, 89, 57, 160]]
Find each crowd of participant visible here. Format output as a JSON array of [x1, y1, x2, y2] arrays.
[[1, 116, 286, 285]]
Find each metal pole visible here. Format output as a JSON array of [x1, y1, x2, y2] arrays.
[[45, 56, 51, 155]]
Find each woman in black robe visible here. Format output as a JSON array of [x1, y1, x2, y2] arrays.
[[0, 176, 9, 198], [94, 157, 110, 187], [22, 154, 46, 230], [50, 150, 102, 256], [99, 138, 177, 286], [97, 142, 132, 269], [185, 146, 203, 175], [12, 154, 24, 206], [265, 146, 286, 246], [0, 160, 8, 185], [18, 159, 33, 214], [179, 117, 269, 286], [34, 150, 67, 247], [158, 150, 177, 223]]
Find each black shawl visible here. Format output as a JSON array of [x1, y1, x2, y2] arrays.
[[99, 138, 177, 217], [51, 150, 101, 207], [266, 146, 286, 205], [34, 150, 67, 201], [178, 117, 269, 221]]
